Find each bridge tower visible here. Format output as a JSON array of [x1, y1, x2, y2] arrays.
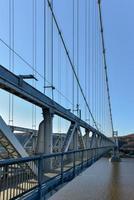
[[110, 131, 121, 162]]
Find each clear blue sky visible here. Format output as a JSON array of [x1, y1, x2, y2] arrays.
[[0, 0, 133, 136], [102, 0, 134, 135]]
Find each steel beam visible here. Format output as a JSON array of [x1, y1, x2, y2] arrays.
[[61, 123, 77, 152], [0, 65, 114, 145], [9, 125, 37, 134], [0, 116, 38, 174], [0, 116, 29, 158]]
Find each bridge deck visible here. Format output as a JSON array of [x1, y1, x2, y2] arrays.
[[0, 147, 112, 200], [49, 158, 134, 200], [0, 160, 86, 200]]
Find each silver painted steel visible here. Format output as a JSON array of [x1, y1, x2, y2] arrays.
[[0, 65, 114, 145]]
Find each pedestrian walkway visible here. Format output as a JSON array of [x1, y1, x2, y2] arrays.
[[49, 158, 134, 200]]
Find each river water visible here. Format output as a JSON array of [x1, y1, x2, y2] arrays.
[[49, 158, 134, 200]]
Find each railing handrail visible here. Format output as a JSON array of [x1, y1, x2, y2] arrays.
[[0, 146, 114, 166]]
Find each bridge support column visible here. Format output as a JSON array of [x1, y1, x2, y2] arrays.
[[84, 129, 90, 148], [36, 108, 53, 170], [73, 129, 78, 150]]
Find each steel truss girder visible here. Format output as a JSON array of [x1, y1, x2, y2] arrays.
[[0, 116, 29, 158], [10, 125, 37, 148], [61, 123, 77, 152], [53, 134, 66, 152], [0, 65, 114, 145], [90, 133, 102, 148], [53, 135, 61, 151], [10, 125, 37, 134], [0, 116, 37, 174]]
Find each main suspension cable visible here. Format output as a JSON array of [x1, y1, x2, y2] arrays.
[[98, 0, 114, 135]]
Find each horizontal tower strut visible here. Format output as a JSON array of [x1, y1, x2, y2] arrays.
[[0, 65, 114, 144]]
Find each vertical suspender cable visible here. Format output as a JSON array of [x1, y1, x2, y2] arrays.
[[88, 0, 91, 124], [77, 0, 79, 117], [32, 0, 34, 129], [58, 37, 61, 133], [95, 2, 98, 128], [34, 0, 37, 129], [87, 0, 90, 124], [9, 0, 14, 126], [12, 0, 14, 126], [51, 0, 54, 100], [98, 20, 102, 132], [97, 8, 100, 129], [9, 0, 11, 125], [101, 42, 104, 133], [85, 0, 87, 121], [94, 0, 96, 126], [44, 0, 46, 94], [96, 5, 99, 129], [92, 1, 94, 127], [96, 6, 99, 129], [72, 0, 75, 113], [32, 0, 37, 130]]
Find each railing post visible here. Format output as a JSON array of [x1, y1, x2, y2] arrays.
[[61, 153, 64, 184], [96, 148, 98, 160], [95, 148, 97, 160], [38, 155, 43, 199], [73, 151, 76, 177], [86, 150, 89, 166], [92, 149, 94, 164], [81, 150, 84, 170]]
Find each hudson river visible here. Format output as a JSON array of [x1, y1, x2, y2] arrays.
[[50, 158, 134, 200]]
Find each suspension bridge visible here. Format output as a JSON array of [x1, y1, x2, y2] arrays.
[[0, 0, 117, 199]]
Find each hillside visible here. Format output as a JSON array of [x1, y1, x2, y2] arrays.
[[118, 134, 134, 154]]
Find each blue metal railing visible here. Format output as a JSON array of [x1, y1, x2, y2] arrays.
[[0, 146, 113, 200]]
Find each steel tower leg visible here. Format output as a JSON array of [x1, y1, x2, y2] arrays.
[[110, 131, 121, 162]]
